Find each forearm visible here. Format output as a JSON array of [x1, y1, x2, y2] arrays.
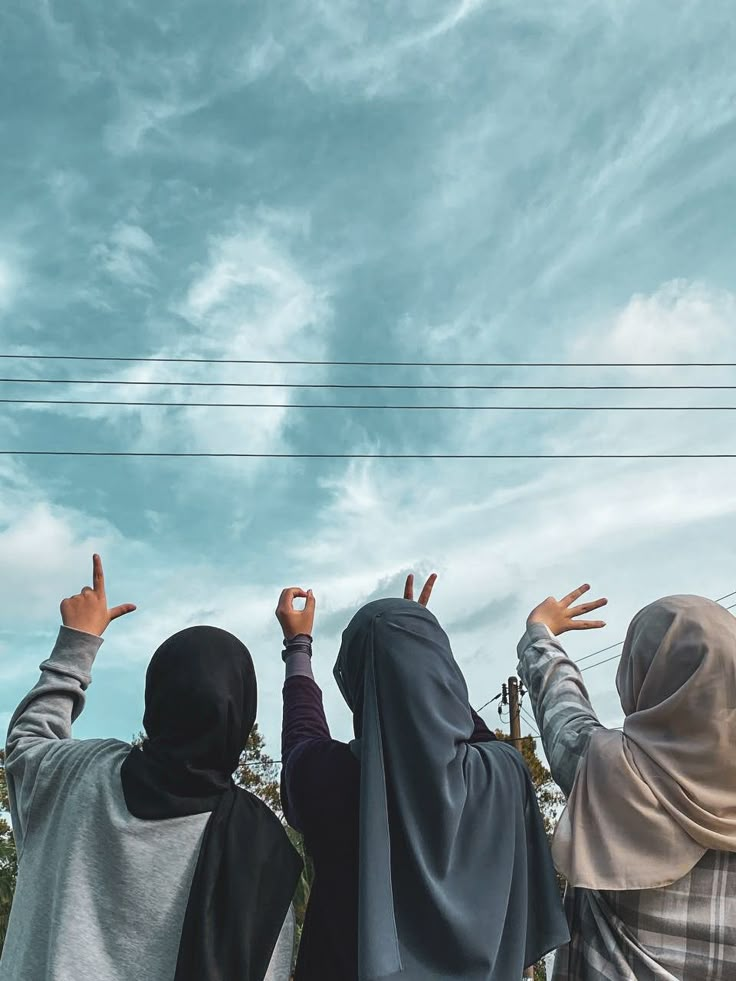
[[280, 636, 331, 764], [5, 625, 102, 851], [517, 623, 603, 797], [6, 626, 102, 757]]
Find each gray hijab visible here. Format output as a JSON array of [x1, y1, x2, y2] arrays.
[[552, 595, 736, 889], [334, 599, 568, 981]]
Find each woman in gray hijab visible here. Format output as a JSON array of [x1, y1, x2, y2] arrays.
[[279, 577, 569, 981], [519, 584, 736, 980]]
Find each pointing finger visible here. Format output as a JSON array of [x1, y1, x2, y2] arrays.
[[93, 554, 105, 594], [108, 603, 137, 621], [404, 575, 414, 601]]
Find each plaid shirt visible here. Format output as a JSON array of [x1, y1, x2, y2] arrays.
[[518, 623, 736, 981]]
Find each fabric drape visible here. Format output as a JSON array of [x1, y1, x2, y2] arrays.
[[334, 599, 568, 981]]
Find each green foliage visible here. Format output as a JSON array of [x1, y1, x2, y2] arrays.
[[0, 750, 18, 956], [233, 725, 281, 816]]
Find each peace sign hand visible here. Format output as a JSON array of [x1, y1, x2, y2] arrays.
[[527, 584, 607, 636], [60, 554, 137, 637], [404, 573, 438, 607]]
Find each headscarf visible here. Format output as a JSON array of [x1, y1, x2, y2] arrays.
[[552, 595, 736, 890], [120, 626, 302, 981], [334, 599, 569, 981]]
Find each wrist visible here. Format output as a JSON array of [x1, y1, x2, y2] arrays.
[[284, 632, 313, 641], [282, 634, 313, 663], [526, 620, 557, 640], [61, 621, 105, 638]]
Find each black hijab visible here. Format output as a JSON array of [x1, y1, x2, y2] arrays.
[[120, 626, 302, 981], [333, 601, 569, 980]]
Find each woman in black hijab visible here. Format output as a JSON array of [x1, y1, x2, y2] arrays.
[[2, 554, 301, 981], [121, 625, 302, 981], [279, 575, 568, 981]]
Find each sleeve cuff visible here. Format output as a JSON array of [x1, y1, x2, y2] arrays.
[[516, 621, 556, 658], [284, 651, 315, 680], [40, 626, 104, 687]]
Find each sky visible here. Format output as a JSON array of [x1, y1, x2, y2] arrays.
[[1, 0, 736, 763]]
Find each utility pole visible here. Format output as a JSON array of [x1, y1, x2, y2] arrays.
[[508, 676, 522, 745], [508, 676, 535, 980]]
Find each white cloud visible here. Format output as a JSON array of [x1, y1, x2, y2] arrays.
[[0, 469, 127, 628], [575, 280, 735, 364]]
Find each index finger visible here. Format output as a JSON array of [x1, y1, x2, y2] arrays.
[[404, 575, 414, 601], [278, 587, 308, 608], [93, 554, 105, 593], [417, 573, 438, 607], [560, 583, 590, 607]]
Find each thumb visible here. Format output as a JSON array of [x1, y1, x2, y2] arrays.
[[306, 589, 316, 614], [109, 603, 137, 622]]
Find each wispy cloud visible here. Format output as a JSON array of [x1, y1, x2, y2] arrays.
[[92, 222, 157, 287], [3, 0, 736, 756]]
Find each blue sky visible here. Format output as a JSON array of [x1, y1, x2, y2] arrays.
[[2, 1, 736, 761]]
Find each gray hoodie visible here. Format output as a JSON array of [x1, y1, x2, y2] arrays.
[[0, 626, 293, 981]]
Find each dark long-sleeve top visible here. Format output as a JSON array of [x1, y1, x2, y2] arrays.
[[280, 643, 496, 981]]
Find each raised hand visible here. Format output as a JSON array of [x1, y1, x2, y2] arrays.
[[276, 587, 316, 641], [60, 554, 137, 637], [404, 573, 438, 607], [527, 584, 607, 636]]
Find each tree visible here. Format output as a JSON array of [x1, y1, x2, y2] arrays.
[[233, 725, 281, 816], [0, 750, 17, 956]]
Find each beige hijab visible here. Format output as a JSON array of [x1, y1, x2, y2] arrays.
[[552, 594, 736, 890]]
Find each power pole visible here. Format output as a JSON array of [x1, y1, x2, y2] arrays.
[[508, 676, 535, 980], [508, 676, 522, 744]]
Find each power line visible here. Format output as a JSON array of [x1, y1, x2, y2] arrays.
[[476, 691, 503, 713], [3, 451, 736, 459], [3, 377, 736, 391], [580, 652, 624, 673], [520, 706, 540, 737], [2, 354, 736, 367], [578, 597, 736, 674], [574, 589, 736, 667], [5, 397, 736, 411]]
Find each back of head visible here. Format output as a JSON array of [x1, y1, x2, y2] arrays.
[[553, 593, 736, 890], [617, 594, 736, 722], [333, 598, 472, 747], [144, 625, 256, 788]]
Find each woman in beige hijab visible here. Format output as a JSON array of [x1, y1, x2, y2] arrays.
[[517, 585, 736, 981]]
